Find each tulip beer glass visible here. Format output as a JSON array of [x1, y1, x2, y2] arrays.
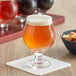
[[0, 0, 18, 33], [23, 14, 55, 68], [16, 0, 37, 28], [37, 0, 54, 13]]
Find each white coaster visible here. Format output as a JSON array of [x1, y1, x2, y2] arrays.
[[6, 55, 71, 75]]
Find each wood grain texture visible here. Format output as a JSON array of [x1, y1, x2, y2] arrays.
[[0, 0, 76, 76]]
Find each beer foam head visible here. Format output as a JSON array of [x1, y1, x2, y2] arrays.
[[26, 14, 52, 26]]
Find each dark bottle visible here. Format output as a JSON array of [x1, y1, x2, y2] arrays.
[[17, 0, 37, 15], [37, 0, 54, 13]]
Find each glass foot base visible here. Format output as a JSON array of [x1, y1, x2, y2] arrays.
[[25, 59, 51, 69]]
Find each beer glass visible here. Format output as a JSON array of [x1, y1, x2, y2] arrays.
[[37, 0, 54, 14], [0, 0, 18, 33], [23, 14, 55, 68], [16, 0, 37, 28]]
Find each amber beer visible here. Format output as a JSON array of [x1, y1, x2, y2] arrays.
[[23, 15, 55, 50]]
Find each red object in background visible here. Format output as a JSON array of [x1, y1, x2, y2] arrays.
[[0, 14, 65, 44], [47, 14, 65, 25], [0, 1, 18, 20], [16, 13, 20, 16]]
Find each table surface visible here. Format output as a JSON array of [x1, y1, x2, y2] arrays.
[[0, 0, 76, 76]]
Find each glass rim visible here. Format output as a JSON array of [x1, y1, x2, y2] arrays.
[[26, 14, 53, 26]]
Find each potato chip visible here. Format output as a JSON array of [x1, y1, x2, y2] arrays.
[[63, 32, 76, 41]]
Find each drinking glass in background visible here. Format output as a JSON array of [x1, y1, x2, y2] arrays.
[[37, 0, 54, 14], [16, 0, 37, 28], [23, 14, 55, 68], [16, 0, 54, 28], [0, 0, 18, 33]]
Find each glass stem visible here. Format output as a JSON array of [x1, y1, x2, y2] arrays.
[[38, 8, 45, 15], [34, 52, 43, 66], [6, 24, 9, 31], [0, 24, 9, 34], [20, 18, 25, 28], [1, 24, 5, 34], [15, 15, 25, 28]]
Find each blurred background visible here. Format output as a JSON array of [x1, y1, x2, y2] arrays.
[[0, 0, 76, 76]]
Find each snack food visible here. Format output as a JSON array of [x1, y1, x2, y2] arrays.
[[63, 32, 76, 41]]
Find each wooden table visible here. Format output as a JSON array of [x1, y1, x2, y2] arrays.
[[0, 0, 76, 76]]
